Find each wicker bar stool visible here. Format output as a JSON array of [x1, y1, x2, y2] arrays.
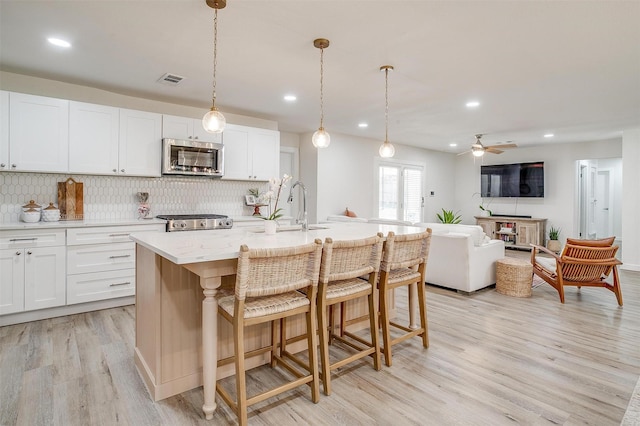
[[496, 257, 533, 297], [215, 240, 323, 426], [316, 234, 384, 396], [378, 230, 432, 367]]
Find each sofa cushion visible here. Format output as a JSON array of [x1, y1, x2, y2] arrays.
[[416, 223, 487, 246]]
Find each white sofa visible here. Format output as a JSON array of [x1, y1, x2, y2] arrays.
[[413, 223, 505, 293]]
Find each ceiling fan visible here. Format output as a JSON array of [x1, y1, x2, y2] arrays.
[[458, 134, 518, 157]]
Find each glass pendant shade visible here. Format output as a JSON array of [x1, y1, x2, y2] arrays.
[[472, 148, 485, 157], [202, 107, 226, 133], [312, 127, 331, 148], [379, 141, 395, 158]]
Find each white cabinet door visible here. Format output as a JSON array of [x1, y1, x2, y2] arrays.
[[163, 114, 222, 143], [0, 248, 25, 315], [69, 101, 120, 174], [24, 246, 66, 311], [0, 91, 8, 171], [119, 108, 162, 177], [222, 124, 279, 181], [162, 114, 194, 140], [9, 92, 69, 172], [221, 125, 250, 180], [250, 129, 280, 181]]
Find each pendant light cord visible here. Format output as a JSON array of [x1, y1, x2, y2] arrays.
[[384, 67, 389, 143], [319, 46, 324, 129], [211, 8, 218, 108]]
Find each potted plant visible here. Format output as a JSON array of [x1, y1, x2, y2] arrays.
[[436, 208, 462, 224], [547, 226, 561, 252], [478, 204, 492, 217]]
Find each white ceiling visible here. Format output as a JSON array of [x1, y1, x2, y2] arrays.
[[1, 0, 639, 154]]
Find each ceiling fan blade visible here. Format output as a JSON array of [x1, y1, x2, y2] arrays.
[[485, 143, 518, 150], [486, 148, 504, 154], [457, 150, 471, 156]]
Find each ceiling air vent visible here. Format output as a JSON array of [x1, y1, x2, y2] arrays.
[[157, 73, 185, 86]]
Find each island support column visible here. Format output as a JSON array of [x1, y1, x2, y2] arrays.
[[201, 280, 219, 420]]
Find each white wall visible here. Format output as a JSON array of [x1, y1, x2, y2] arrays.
[[454, 139, 625, 249], [622, 129, 640, 270], [299, 131, 455, 224]]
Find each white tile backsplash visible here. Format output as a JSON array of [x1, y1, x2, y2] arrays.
[[0, 172, 266, 223]]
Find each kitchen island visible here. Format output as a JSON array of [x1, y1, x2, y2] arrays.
[[130, 221, 426, 420]]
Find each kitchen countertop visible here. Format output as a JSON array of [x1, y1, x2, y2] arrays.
[[130, 222, 427, 265], [0, 217, 166, 231]]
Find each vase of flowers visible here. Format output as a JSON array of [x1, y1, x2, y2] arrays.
[[260, 174, 291, 234]]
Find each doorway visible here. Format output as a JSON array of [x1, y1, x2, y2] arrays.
[[575, 158, 621, 241], [279, 147, 299, 221]]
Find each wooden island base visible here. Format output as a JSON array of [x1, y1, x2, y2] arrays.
[[133, 245, 380, 406]]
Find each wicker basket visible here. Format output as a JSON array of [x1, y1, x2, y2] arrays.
[[496, 257, 533, 297]]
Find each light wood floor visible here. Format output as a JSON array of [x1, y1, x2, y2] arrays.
[[1, 265, 639, 425]]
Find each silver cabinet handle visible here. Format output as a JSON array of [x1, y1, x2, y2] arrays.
[[27, 251, 32, 255], [108, 233, 130, 237], [1, 163, 5, 168], [113, 168, 117, 173], [110, 281, 131, 287], [11, 164, 17, 168], [9, 238, 37, 242], [121, 169, 125, 173], [16, 251, 21, 256], [109, 254, 131, 259]]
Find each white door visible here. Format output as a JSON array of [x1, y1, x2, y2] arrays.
[[279, 147, 299, 221], [587, 163, 598, 239], [596, 170, 611, 238]]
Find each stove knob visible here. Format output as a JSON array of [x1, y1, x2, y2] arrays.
[[179, 222, 187, 228], [200, 221, 207, 227]]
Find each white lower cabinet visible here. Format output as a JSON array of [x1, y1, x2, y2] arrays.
[[66, 224, 163, 305], [0, 230, 66, 315]]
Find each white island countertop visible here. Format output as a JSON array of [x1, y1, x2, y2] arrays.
[[130, 222, 427, 264]]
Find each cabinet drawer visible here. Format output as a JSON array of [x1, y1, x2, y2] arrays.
[[67, 269, 135, 305], [67, 242, 135, 274], [0, 229, 65, 249], [67, 224, 164, 245]]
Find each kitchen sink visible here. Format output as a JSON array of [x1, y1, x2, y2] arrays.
[[249, 224, 329, 233]]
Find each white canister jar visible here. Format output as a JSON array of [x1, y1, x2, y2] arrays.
[[21, 207, 41, 223], [42, 203, 61, 222]]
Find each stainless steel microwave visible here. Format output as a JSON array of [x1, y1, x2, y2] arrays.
[[162, 138, 224, 177]]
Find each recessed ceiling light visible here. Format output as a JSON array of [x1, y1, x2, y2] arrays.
[[544, 133, 554, 138], [47, 37, 71, 48], [283, 94, 297, 102], [449, 143, 457, 147], [358, 123, 368, 128], [465, 101, 480, 108]]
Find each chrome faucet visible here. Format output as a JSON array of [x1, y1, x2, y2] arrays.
[[287, 181, 308, 231]]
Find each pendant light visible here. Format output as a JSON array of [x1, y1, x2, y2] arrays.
[[379, 65, 395, 158], [202, 0, 226, 133], [312, 38, 330, 148]]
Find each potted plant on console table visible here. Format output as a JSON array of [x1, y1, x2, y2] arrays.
[[547, 226, 561, 253]]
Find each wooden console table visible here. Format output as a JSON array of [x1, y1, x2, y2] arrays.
[[475, 216, 547, 250]]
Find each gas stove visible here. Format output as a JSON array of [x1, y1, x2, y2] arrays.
[[156, 214, 233, 232]]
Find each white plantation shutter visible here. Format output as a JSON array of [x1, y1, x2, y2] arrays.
[[377, 162, 423, 223]]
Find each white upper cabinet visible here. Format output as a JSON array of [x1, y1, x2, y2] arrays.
[[0, 91, 8, 171], [118, 108, 162, 177], [8, 92, 69, 172], [222, 123, 279, 181], [69, 101, 120, 174], [162, 114, 222, 143]]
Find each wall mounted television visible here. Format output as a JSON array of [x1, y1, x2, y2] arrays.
[[480, 161, 544, 198]]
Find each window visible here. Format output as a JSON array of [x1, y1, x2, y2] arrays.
[[376, 161, 423, 223]]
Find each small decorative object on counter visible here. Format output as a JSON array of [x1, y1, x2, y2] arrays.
[[137, 192, 151, 219], [261, 174, 292, 221], [42, 203, 61, 222], [21, 200, 41, 222], [264, 220, 277, 235]]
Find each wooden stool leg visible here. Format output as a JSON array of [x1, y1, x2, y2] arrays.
[[417, 280, 429, 348], [235, 319, 248, 426], [379, 276, 393, 367], [317, 294, 332, 396]]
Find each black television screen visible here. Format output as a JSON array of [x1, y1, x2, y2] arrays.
[[480, 162, 544, 198]]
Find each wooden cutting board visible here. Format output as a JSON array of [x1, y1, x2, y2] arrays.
[[58, 177, 84, 220]]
